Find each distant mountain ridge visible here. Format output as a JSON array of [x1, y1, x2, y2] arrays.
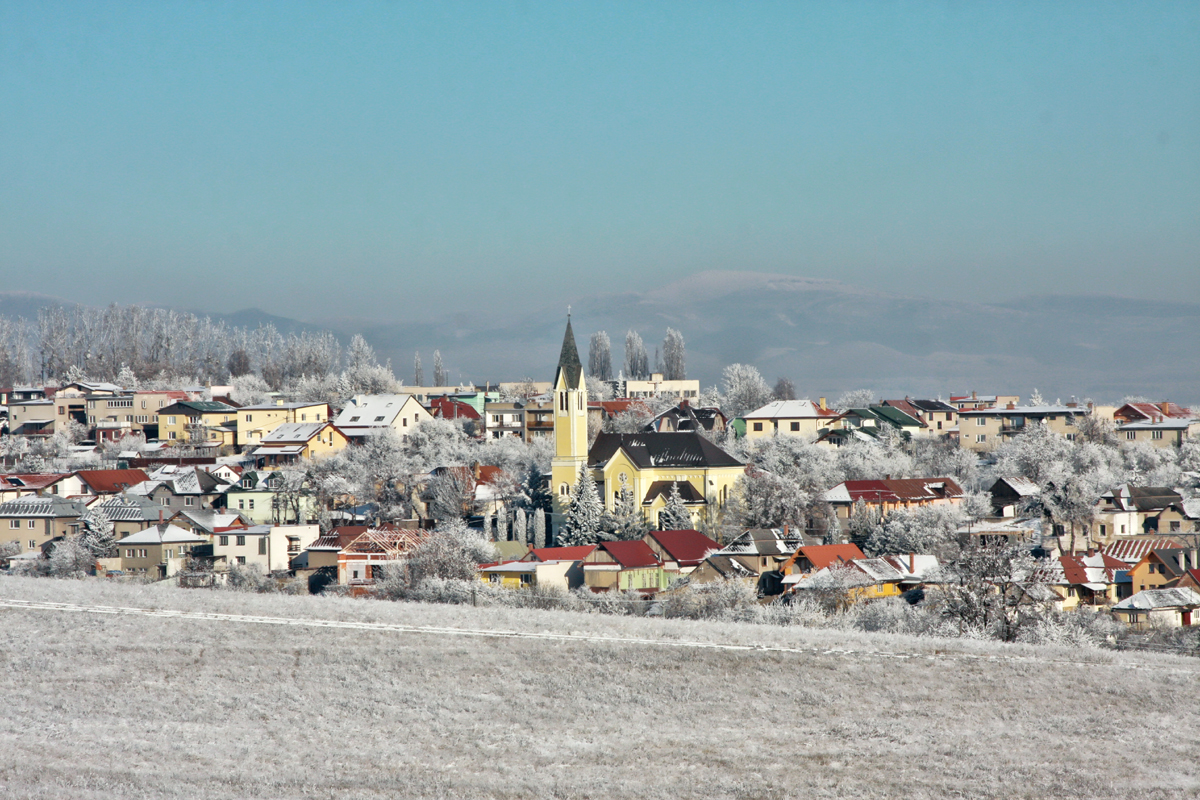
[[2, 275, 1197, 404]]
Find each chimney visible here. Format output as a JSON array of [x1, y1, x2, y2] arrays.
[[158, 509, 164, 524], [819, 397, 827, 410], [972, 391, 977, 400], [909, 552, 915, 574], [1086, 547, 1095, 558], [1160, 402, 1170, 415], [1007, 402, 1015, 410]]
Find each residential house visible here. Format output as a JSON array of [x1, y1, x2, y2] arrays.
[[156, 400, 239, 445], [1098, 485, 1191, 537], [91, 492, 167, 540], [479, 559, 574, 590], [127, 465, 232, 514], [73, 469, 150, 496], [1126, 548, 1195, 594], [1111, 588, 1200, 629], [957, 403, 1091, 452], [238, 401, 332, 448], [298, 524, 419, 577], [817, 405, 924, 446], [882, 398, 958, 437], [987, 477, 1041, 517], [743, 399, 840, 440], [689, 528, 804, 586], [0, 473, 72, 502], [642, 529, 721, 575], [1033, 551, 1125, 609], [644, 402, 727, 435], [251, 422, 348, 467], [332, 395, 432, 443], [483, 401, 528, 440], [520, 545, 596, 589], [949, 392, 1020, 411], [1113, 401, 1194, 425], [129, 390, 190, 438], [6, 398, 57, 436], [428, 396, 481, 427], [222, 470, 280, 524], [0, 494, 87, 554], [1112, 402, 1199, 449], [210, 523, 320, 572], [823, 478, 964, 522], [790, 553, 937, 602], [170, 508, 251, 538], [523, 399, 554, 439], [52, 381, 122, 429], [116, 523, 208, 578], [581, 540, 669, 593]]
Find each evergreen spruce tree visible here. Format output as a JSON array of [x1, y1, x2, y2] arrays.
[[610, 475, 648, 540], [558, 464, 603, 546], [514, 508, 527, 544], [496, 508, 508, 542], [659, 482, 693, 531]]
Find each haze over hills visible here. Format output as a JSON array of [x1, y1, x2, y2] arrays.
[[3, 272, 1197, 404]]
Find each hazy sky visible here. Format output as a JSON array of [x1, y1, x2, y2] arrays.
[[2, 2, 1197, 322]]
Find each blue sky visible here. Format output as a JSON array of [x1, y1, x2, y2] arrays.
[[2, 1, 1197, 321]]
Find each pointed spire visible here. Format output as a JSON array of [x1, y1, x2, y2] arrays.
[[556, 315, 583, 389]]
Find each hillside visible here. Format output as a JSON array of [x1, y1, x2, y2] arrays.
[[0, 576, 1197, 799]]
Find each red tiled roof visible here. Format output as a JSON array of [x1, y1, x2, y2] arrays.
[[0, 473, 71, 491], [525, 545, 597, 562], [796, 544, 866, 570], [647, 529, 720, 567], [1102, 538, 1180, 565], [429, 397, 480, 420], [475, 465, 513, 486], [598, 540, 661, 569], [841, 478, 963, 503], [1115, 402, 1193, 422], [75, 469, 150, 493]]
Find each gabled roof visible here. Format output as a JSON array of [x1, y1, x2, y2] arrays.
[[879, 400, 929, 427], [93, 493, 165, 522], [261, 422, 331, 443], [989, 477, 1041, 497], [642, 480, 706, 505], [525, 545, 597, 562], [75, 469, 150, 493], [429, 396, 481, 420], [555, 319, 583, 390], [0, 495, 87, 518], [1113, 587, 1200, 611], [1113, 402, 1194, 422], [1102, 538, 1181, 566], [597, 540, 660, 569], [646, 529, 720, 567], [794, 544, 866, 570], [333, 394, 421, 428], [117, 524, 208, 545], [824, 478, 964, 504], [743, 400, 839, 420], [720, 528, 803, 557], [1102, 485, 1183, 512], [0, 473, 71, 491], [173, 509, 250, 533], [309, 523, 419, 551], [589, 432, 744, 470]]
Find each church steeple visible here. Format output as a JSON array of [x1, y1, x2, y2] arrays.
[[555, 315, 583, 390]]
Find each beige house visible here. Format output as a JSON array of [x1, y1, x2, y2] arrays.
[[237, 401, 331, 448], [622, 373, 700, 401], [210, 524, 319, 572], [1117, 418, 1200, 449], [743, 399, 840, 440], [333, 394, 433, 442], [117, 523, 208, 578], [156, 400, 239, 445], [6, 398, 57, 436], [949, 392, 1020, 411], [0, 495, 87, 554], [251, 422, 349, 466], [957, 403, 1091, 452]]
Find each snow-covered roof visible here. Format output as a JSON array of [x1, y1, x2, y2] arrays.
[[261, 423, 328, 443], [119, 524, 208, 545], [1113, 588, 1200, 611], [744, 400, 838, 420]]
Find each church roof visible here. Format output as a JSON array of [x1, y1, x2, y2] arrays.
[[588, 432, 744, 470], [555, 319, 584, 389]]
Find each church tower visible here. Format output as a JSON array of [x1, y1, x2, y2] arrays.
[[550, 315, 589, 535]]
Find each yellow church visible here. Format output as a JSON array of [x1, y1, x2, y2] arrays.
[[550, 318, 745, 534]]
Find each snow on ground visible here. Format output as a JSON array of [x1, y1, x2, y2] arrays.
[[1, 576, 1197, 799]]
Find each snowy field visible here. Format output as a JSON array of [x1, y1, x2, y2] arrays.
[[1, 577, 1197, 799]]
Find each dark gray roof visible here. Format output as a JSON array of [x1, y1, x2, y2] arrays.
[[94, 493, 164, 522], [642, 480, 706, 505], [0, 495, 87, 518], [589, 432, 744, 470], [555, 320, 583, 389]]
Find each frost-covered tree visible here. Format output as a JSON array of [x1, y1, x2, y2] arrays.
[[773, 377, 796, 401], [836, 389, 875, 409], [404, 519, 497, 583], [623, 330, 649, 380], [836, 434, 913, 481], [720, 363, 774, 419], [585, 374, 614, 402], [662, 328, 685, 381], [1028, 388, 1046, 406], [79, 510, 116, 558], [230, 374, 272, 407], [533, 507, 546, 549], [991, 421, 1073, 484], [659, 482, 693, 530], [588, 331, 613, 380], [864, 505, 964, 558], [558, 464, 603, 546], [413, 351, 424, 386], [514, 508, 527, 545], [601, 475, 648, 541], [933, 543, 1042, 641], [49, 536, 95, 578], [429, 469, 471, 521], [433, 350, 447, 385]]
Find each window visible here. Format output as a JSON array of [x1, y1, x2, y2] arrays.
[[168, 431, 177, 440], [185, 497, 195, 506], [1126, 431, 1136, 440], [238, 499, 245, 510], [976, 434, 986, 443], [236, 535, 246, 546], [28, 519, 35, 529], [402, 417, 408, 427], [168, 416, 176, 425], [975, 418, 986, 426], [246, 415, 252, 422], [160, 497, 170, 506], [790, 421, 800, 432], [141, 400, 147, 409], [488, 573, 501, 584], [519, 574, 532, 586], [7, 520, 17, 529], [164, 549, 172, 559], [1099, 525, 1106, 537], [258, 538, 267, 555], [753, 422, 763, 432], [219, 536, 229, 546], [139, 549, 147, 558], [301, 414, 306, 421], [559, 483, 570, 496], [248, 499, 254, 510], [1152, 430, 1163, 440], [349, 416, 360, 422], [236, 556, 245, 565], [126, 549, 134, 558], [1170, 521, 1181, 532], [374, 416, 386, 422], [946, 413, 953, 421]]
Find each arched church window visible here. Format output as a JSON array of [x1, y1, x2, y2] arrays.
[[559, 483, 570, 496]]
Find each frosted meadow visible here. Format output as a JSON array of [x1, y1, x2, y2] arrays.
[[1, 576, 1197, 799]]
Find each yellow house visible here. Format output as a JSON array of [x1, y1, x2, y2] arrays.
[[549, 319, 744, 535], [238, 401, 331, 448], [479, 559, 574, 590], [156, 400, 239, 445], [251, 422, 349, 467]]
